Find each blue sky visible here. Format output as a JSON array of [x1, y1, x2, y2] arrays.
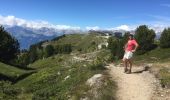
[[0, 0, 170, 30]]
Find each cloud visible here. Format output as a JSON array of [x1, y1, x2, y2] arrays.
[[115, 25, 130, 31], [141, 15, 170, 32], [110, 15, 170, 33], [148, 22, 170, 33], [160, 4, 170, 7], [0, 15, 169, 35], [86, 26, 100, 30], [107, 25, 136, 31], [0, 15, 81, 31]]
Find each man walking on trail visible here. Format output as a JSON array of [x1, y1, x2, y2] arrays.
[[122, 34, 138, 74]]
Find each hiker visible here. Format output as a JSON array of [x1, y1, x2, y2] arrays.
[[122, 34, 138, 74]]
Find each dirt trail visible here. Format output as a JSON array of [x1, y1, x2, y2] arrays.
[[107, 64, 159, 100]]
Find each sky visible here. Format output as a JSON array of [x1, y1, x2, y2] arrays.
[[0, 0, 170, 31]]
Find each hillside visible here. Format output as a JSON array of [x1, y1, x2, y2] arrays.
[[47, 33, 107, 53], [0, 33, 116, 100], [0, 62, 35, 99], [14, 50, 116, 100], [1, 32, 170, 100], [133, 48, 170, 63], [0, 62, 33, 82]]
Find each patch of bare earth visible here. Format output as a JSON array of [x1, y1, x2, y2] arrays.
[[106, 63, 170, 100]]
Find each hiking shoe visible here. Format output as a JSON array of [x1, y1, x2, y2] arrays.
[[124, 68, 128, 73], [126, 70, 131, 74]]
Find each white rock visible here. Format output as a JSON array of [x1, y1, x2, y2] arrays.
[[64, 75, 70, 81], [147, 63, 153, 67], [83, 64, 87, 67], [57, 72, 61, 75], [86, 74, 103, 87]]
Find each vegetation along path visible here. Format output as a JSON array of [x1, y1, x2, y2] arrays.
[[106, 64, 165, 100]]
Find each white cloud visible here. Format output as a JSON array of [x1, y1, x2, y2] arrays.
[[115, 25, 130, 31], [0, 15, 80, 31], [86, 26, 100, 30], [0, 15, 170, 35], [107, 25, 136, 31], [148, 22, 170, 33]]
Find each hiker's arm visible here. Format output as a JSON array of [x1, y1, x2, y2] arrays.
[[132, 43, 139, 52], [123, 43, 127, 51]]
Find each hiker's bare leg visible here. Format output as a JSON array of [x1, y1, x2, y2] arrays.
[[127, 59, 132, 73], [123, 58, 128, 72]]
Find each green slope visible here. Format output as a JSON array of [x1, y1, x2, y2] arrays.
[[49, 33, 106, 52], [0, 62, 30, 80], [15, 50, 115, 100], [134, 48, 170, 64], [0, 62, 35, 99], [1, 33, 116, 100]]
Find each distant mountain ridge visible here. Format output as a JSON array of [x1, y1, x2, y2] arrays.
[[4, 25, 161, 49], [5, 26, 60, 49]]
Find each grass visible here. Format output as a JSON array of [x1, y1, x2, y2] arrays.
[[75, 34, 105, 52], [0, 62, 35, 99], [13, 49, 116, 100], [49, 33, 106, 53], [28, 54, 71, 69], [150, 62, 170, 88], [0, 80, 22, 100], [0, 62, 30, 80], [133, 48, 170, 64], [159, 68, 170, 88], [98, 75, 117, 100], [51, 34, 85, 46], [72, 74, 117, 100]]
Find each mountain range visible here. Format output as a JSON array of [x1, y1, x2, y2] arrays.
[[4, 25, 80, 49], [5, 26, 56, 49], [4, 25, 161, 49]]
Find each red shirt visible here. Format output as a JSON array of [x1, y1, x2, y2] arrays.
[[126, 39, 137, 51]]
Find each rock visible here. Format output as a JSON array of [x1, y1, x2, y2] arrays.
[[147, 63, 153, 67], [57, 72, 61, 75], [80, 97, 89, 100], [83, 64, 87, 67], [64, 75, 70, 81], [86, 74, 103, 87]]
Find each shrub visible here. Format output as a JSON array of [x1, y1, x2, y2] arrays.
[[90, 57, 105, 70], [160, 28, 170, 48], [135, 25, 156, 54], [0, 81, 21, 99]]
